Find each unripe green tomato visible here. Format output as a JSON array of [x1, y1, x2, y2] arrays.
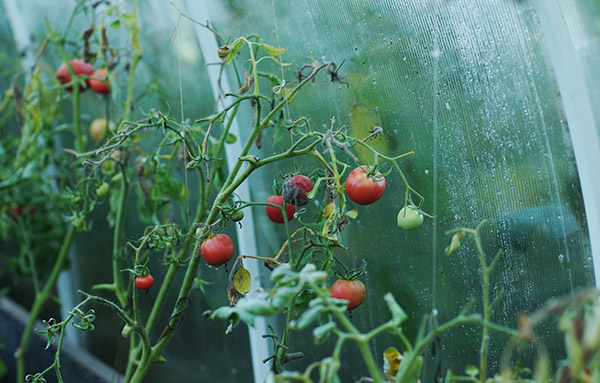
[[90, 118, 115, 142], [230, 210, 244, 222], [96, 182, 111, 197], [111, 173, 123, 184], [397, 205, 424, 230]]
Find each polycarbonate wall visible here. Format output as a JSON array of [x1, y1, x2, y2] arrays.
[[201, 0, 597, 380], [2, 0, 599, 382]]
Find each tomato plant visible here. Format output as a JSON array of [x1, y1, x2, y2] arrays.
[[88, 69, 112, 94], [14, 10, 433, 383], [345, 166, 386, 205], [265, 195, 296, 223], [282, 174, 313, 206], [135, 274, 154, 290], [330, 279, 367, 310], [200, 234, 235, 266], [55, 59, 94, 91], [396, 205, 424, 230]]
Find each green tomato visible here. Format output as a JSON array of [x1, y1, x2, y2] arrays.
[[230, 210, 244, 222], [397, 205, 424, 230], [96, 182, 111, 197]]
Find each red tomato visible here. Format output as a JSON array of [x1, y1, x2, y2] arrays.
[[282, 174, 314, 206], [135, 274, 154, 290], [345, 166, 385, 205], [87, 69, 112, 94], [265, 195, 296, 223], [8, 205, 23, 221], [56, 59, 94, 92], [330, 279, 366, 310], [201, 233, 234, 266]]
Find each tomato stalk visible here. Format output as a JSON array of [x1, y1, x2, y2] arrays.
[[123, 0, 141, 123], [444, 221, 505, 383], [15, 224, 77, 383], [128, 60, 329, 383]]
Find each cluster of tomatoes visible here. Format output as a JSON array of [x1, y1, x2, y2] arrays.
[[55, 59, 113, 95], [135, 164, 424, 313]]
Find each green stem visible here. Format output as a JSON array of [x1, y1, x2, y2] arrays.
[[112, 164, 129, 307], [472, 226, 491, 383], [274, 215, 295, 372], [73, 85, 83, 152], [123, 0, 141, 123], [128, 58, 328, 383], [16, 224, 76, 383]]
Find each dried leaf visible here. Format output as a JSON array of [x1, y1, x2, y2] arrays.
[[233, 265, 251, 295], [227, 284, 241, 306], [445, 231, 464, 256], [324, 202, 335, 218], [383, 347, 403, 378], [237, 70, 254, 95]]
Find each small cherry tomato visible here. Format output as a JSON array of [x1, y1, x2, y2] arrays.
[[330, 279, 367, 310], [345, 166, 385, 205], [397, 205, 424, 230], [96, 182, 111, 197], [90, 118, 115, 142], [265, 195, 296, 223], [200, 233, 234, 266], [8, 205, 23, 221], [282, 174, 314, 206], [135, 274, 154, 290], [56, 59, 94, 92], [88, 69, 113, 94]]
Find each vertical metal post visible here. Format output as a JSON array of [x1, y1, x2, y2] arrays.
[[532, 0, 600, 285]]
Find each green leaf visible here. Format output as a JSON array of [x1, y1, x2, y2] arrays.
[[226, 38, 244, 65], [384, 293, 407, 324], [312, 322, 336, 345], [260, 43, 287, 56], [347, 209, 358, 219], [272, 286, 301, 309], [233, 266, 251, 295], [225, 132, 237, 144], [292, 306, 322, 330], [110, 19, 121, 29], [465, 364, 479, 377]]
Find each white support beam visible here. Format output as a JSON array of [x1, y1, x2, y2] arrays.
[[183, 2, 271, 382]]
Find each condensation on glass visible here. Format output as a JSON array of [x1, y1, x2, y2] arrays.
[[208, 0, 596, 380]]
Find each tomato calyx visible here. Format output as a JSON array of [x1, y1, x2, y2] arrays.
[[220, 203, 245, 222], [361, 163, 388, 182], [344, 165, 386, 205], [124, 262, 154, 291], [333, 258, 367, 281]]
